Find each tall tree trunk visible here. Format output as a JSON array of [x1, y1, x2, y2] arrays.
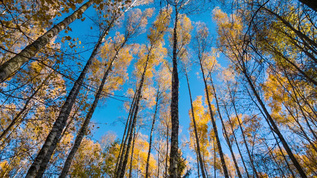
[[128, 129, 137, 178], [157, 141, 161, 178], [118, 46, 152, 178], [196, 148, 200, 178], [25, 24, 111, 178], [185, 71, 206, 178], [59, 54, 116, 177], [165, 122, 169, 178], [118, 92, 140, 178], [114, 38, 137, 175], [0, 0, 94, 83], [213, 137, 217, 178], [145, 88, 160, 178], [115, 84, 140, 176], [229, 88, 258, 178], [223, 102, 250, 178], [115, 92, 137, 175], [272, 132, 296, 178], [198, 58, 229, 178], [209, 78, 242, 178], [169, 6, 179, 177], [242, 69, 307, 177]]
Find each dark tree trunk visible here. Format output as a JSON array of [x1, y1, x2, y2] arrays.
[[169, 7, 179, 177], [185, 71, 206, 178], [198, 58, 229, 178], [223, 102, 250, 178], [59, 53, 116, 177], [145, 88, 160, 178], [117, 46, 152, 178], [128, 129, 137, 178], [157, 142, 161, 177], [115, 92, 137, 175], [229, 90, 258, 178], [242, 69, 307, 177], [165, 122, 169, 178], [26, 24, 111, 178], [209, 78, 242, 178]]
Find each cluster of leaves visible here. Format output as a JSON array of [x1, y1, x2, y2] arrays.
[[0, 0, 316, 177]]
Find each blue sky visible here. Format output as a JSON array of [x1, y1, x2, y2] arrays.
[[57, 0, 232, 174]]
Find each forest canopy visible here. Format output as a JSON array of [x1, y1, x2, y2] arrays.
[[0, 0, 316, 177]]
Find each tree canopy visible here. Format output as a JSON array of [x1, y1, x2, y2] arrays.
[[0, 0, 316, 177]]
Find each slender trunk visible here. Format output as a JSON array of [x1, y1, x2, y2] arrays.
[[129, 129, 137, 178], [115, 86, 137, 174], [115, 74, 139, 174], [229, 89, 258, 177], [210, 78, 242, 178], [223, 102, 250, 178], [196, 148, 200, 178], [198, 59, 229, 178], [119, 97, 140, 178], [242, 69, 307, 177], [0, 0, 94, 83], [213, 137, 217, 178], [165, 123, 169, 178], [118, 47, 152, 177], [264, 141, 286, 176], [283, 74, 317, 141], [25, 24, 111, 178], [271, 130, 296, 177], [59, 56, 115, 177], [115, 92, 137, 175], [0, 73, 51, 142], [169, 7, 179, 177], [185, 72, 206, 178], [145, 89, 160, 178], [157, 142, 160, 178]]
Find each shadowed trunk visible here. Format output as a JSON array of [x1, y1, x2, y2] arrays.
[[229, 88, 258, 177], [117, 46, 152, 178], [165, 121, 169, 178], [185, 71, 206, 178], [223, 101, 250, 177], [25, 24, 111, 178], [242, 68, 307, 177], [198, 57, 229, 178], [209, 77, 242, 178], [59, 53, 117, 177], [145, 88, 160, 178], [128, 129, 136, 178], [169, 6, 179, 177]]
